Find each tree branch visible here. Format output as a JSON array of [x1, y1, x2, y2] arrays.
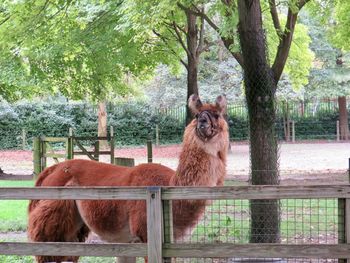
[[184, 2, 244, 67], [272, 0, 310, 83], [171, 16, 190, 56], [269, 0, 282, 37], [197, 6, 205, 55], [152, 29, 188, 70], [0, 15, 11, 27]]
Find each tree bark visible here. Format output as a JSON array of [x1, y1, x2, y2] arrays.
[[338, 96, 349, 140], [185, 10, 199, 125], [238, 0, 280, 243], [98, 101, 108, 149]]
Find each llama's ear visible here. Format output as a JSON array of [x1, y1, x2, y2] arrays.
[[188, 94, 203, 114], [216, 95, 227, 114]]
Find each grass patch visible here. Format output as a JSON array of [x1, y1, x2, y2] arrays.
[[0, 255, 34, 263], [0, 180, 34, 232], [190, 198, 338, 243]]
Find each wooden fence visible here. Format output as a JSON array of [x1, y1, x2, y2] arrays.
[[33, 127, 116, 175], [0, 185, 350, 262]]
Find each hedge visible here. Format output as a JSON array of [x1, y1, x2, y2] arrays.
[[0, 100, 348, 149]]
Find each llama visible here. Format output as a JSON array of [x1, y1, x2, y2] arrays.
[[28, 94, 229, 263]]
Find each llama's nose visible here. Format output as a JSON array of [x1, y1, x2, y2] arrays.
[[198, 118, 209, 129]]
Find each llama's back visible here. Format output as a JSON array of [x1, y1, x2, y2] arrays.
[[28, 159, 132, 212]]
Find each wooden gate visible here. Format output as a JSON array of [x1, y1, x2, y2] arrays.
[[33, 127, 115, 176]]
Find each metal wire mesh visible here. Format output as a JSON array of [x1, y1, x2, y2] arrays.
[[163, 198, 341, 262]]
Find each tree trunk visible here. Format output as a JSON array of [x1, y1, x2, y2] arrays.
[[185, 11, 199, 125], [338, 96, 349, 140], [238, 0, 280, 243], [98, 101, 108, 149]]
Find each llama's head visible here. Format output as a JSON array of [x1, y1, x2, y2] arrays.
[[188, 94, 228, 142]]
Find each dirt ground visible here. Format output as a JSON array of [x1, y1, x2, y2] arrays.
[[0, 140, 349, 183]]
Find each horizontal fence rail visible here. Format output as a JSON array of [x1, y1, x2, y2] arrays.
[[1, 185, 350, 262], [1, 185, 350, 200]]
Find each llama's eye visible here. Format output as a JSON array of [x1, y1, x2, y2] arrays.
[[214, 114, 219, 119], [195, 114, 199, 119]]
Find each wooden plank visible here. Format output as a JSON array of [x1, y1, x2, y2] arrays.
[[146, 187, 162, 263], [41, 139, 47, 170], [162, 243, 350, 258], [339, 198, 346, 263], [1, 185, 350, 200], [346, 198, 350, 262], [33, 137, 42, 176], [0, 242, 147, 257], [43, 153, 66, 159], [66, 137, 73, 160], [0, 187, 147, 200], [44, 142, 60, 164], [73, 151, 112, 155], [73, 136, 110, 140], [110, 126, 115, 164], [147, 140, 152, 163], [41, 137, 67, 143], [161, 185, 350, 200], [74, 138, 97, 160]]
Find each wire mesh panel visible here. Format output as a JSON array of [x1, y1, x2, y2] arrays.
[[164, 198, 342, 262]]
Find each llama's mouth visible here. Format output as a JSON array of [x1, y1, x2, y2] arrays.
[[196, 111, 218, 141]]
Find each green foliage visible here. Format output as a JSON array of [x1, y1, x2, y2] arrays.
[[0, 0, 161, 102], [301, 11, 350, 98], [0, 99, 185, 148], [262, 6, 314, 90], [1, 99, 348, 149], [329, 1, 350, 51]]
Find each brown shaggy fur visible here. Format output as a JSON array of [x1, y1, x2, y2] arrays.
[[27, 95, 229, 263]]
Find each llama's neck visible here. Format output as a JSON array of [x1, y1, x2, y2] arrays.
[[171, 123, 228, 187]]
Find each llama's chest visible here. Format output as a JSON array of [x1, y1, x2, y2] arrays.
[[206, 155, 226, 186], [190, 155, 226, 187]]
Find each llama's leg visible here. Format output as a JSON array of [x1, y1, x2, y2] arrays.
[[117, 257, 137, 263], [28, 200, 89, 263], [115, 235, 144, 263]]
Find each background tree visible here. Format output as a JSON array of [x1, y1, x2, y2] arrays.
[[120, 1, 215, 124], [0, 0, 159, 140], [194, 0, 313, 243], [307, 1, 350, 140]]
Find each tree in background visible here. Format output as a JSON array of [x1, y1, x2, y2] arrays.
[[120, 1, 217, 124], [307, 1, 350, 140], [0, 0, 160, 141], [192, 0, 313, 243]]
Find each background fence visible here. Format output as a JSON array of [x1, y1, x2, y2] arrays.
[[0, 185, 350, 262], [0, 99, 349, 150]]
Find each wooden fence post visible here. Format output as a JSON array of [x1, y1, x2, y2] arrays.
[[22, 128, 26, 150], [146, 187, 163, 263], [291, 121, 295, 143], [110, 126, 115, 164], [337, 120, 340, 141], [94, 141, 100, 161], [339, 160, 350, 263], [156, 124, 160, 146], [33, 137, 42, 177], [67, 128, 74, 160], [40, 136, 47, 171], [147, 139, 153, 163], [345, 199, 350, 263]]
